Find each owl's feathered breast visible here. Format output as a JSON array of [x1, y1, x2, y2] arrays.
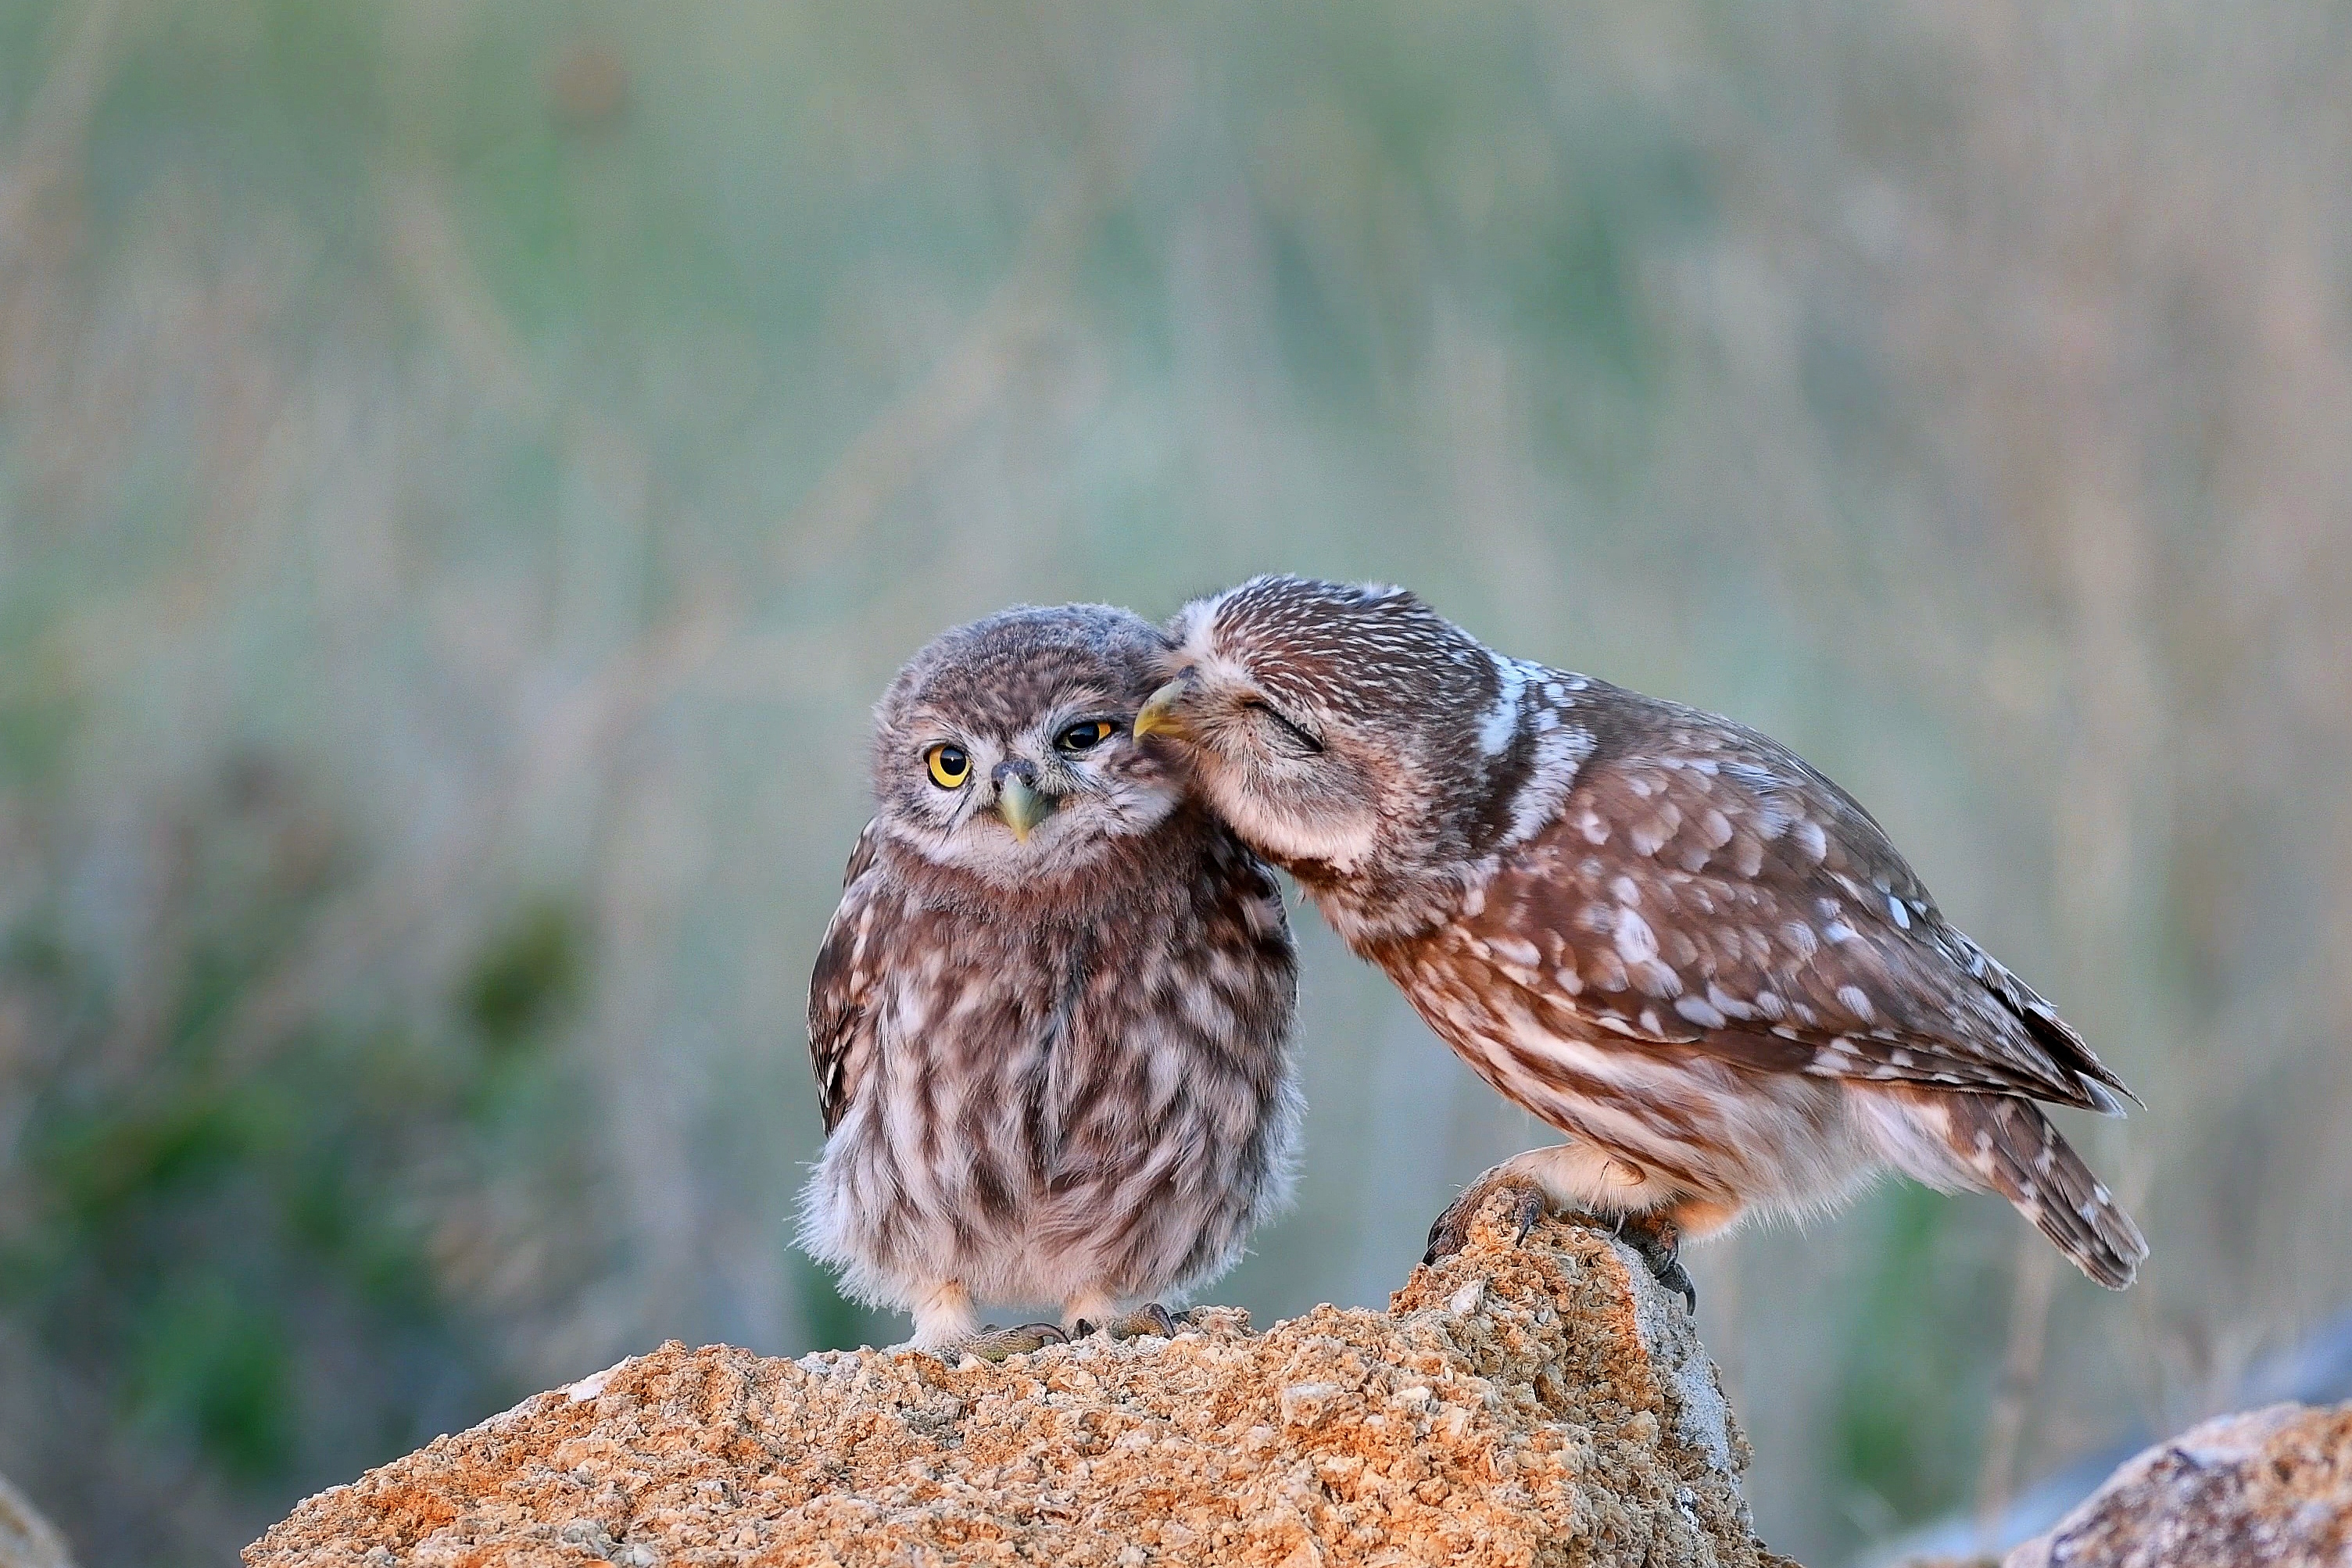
[[807, 807, 1296, 1164]]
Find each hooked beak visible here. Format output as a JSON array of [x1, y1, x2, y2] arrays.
[[1132, 675, 1197, 743], [995, 775, 1057, 841]]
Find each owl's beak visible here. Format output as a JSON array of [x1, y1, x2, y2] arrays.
[[995, 775, 1056, 841], [1133, 677, 1197, 743]]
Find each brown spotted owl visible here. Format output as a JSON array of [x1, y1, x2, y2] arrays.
[[1135, 575, 2146, 1298], [797, 604, 1301, 1354]]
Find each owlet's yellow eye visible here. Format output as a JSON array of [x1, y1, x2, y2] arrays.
[[1055, 719, 1116, 754], [925, 743, 971, 789]]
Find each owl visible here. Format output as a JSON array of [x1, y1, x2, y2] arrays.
[[1133, 575, 2147, 1304], [798, 603, 1301, 1356]]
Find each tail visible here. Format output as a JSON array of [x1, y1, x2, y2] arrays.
[[1946, 1094, 2148, 1287]]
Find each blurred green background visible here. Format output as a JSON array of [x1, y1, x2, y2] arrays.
[[3, 1, 2350, 1563]]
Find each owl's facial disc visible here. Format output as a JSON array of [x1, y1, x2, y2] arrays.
[[884, 705, 1181, 885], [871, 603, 1195, 888], [1137, 668, 1383, 873], [991, 764, 1054, 841]]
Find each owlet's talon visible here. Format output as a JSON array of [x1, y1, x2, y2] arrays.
[[1108, 1303, 1178, 1340], [956, 1322, 1068, 1362]]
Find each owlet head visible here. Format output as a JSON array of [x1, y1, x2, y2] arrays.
[[872, 604, 1184, 885], [1137, 575, 1502, 875]]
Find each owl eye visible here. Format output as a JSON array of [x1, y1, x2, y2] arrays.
[[1244, 700, 1323, 755], [925, 743, 972, 789], [1054, 718, 1117, 754]]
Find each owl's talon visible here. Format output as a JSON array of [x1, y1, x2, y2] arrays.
[[1662, 1258, 1699, 1315], [1423, 1170, 1548, 1265], [956, 1323, 1068, 1362], [1609, 1213, 1696, 1313]]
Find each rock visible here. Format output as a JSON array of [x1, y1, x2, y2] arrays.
[[2005, 1400, 2351, 1568], [246, 1195, 1799, 1566], [0, 1470, 77, 1568]]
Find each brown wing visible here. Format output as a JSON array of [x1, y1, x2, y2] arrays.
[[1457, 687, 2130, 1111], [807, 822, 888, 1135]]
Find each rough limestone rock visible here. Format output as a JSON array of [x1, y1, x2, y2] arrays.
[[247, 1197, 1797, 1566], [2005, 1400, 2351, 1568], [0, 1470, 77, 1568]]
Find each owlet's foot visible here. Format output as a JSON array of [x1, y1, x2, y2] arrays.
[[1422, 1169, 1698, 1313], [1072, 1303, 1179, 1342], [953, 1322, 1069, 1362]]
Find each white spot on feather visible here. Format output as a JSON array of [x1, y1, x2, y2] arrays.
[[1487, 936, 1541, 968], [1479, 657, 1530, 754], [1633, 962, 1682, 1000], [1706, 983, 1754, 1020], [1613, 908, 1659, 965], [1675, 995, 1727, 1028]]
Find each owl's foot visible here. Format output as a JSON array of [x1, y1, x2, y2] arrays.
[[1610, 1212, 1697, 1315], [1072, 1303, 1179, 1342], [1423, 1169, 1549, 1265], [1422, 1172, 1695, 1313], [953, 1323, 1069, 1362]]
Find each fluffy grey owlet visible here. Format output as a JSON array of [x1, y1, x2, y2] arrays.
[[798, 604, 1301, 1355], [1133, 575, 2147, 1302]]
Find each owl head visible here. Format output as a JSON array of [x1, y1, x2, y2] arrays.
[[1138, 575, 1513, 877], [870, 604, 1186, 885]]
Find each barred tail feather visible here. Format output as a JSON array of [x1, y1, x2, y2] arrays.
[[1949, 1094, 2147, 1287]]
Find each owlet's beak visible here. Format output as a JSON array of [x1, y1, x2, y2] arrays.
[[995, 775, 1056, 841], [1133, 675, 1197, 743]]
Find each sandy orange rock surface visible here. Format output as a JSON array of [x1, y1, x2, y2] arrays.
[[246, 1197, 1798, 1566]]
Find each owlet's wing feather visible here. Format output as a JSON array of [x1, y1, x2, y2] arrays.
[[807, 821, 886, 1136]]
